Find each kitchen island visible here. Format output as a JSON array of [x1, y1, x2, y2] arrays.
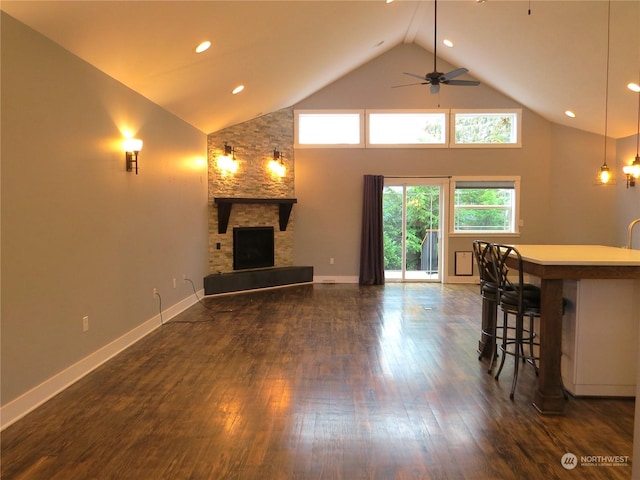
[[507, 245, 640, 414]]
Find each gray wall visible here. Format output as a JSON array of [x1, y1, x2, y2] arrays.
[[292, 43, 639, 278], [548, 123, 618, 245], [1, 13, 208, 405]]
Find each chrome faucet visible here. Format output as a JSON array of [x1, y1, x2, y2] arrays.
[[627, 218, 640, 249]]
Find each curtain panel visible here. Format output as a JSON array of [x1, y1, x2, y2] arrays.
[[359, 175, 385, 285]]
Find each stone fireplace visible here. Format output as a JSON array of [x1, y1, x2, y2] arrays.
[[207, 108, 295, 274]]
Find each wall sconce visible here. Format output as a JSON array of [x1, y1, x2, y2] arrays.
[[217, 143, 238, 174], [123, 138, 143, 174], [268, 149, 286, 177], [623, 87, 640, 188], [623, 156, 640, 188]]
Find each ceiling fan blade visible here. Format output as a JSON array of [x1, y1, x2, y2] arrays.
[[403, 72, 427, 80], [445, 79, 481, 86], [392, 82, 429, 88], [430, 84, 440, 94], [441, 68, 469, 81]]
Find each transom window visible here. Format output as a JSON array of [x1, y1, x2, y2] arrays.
[[450, 178, 520, 234], [294, 109, 521, 148], [367, 110, 447, 147], [451, 109, 521, 147], [295, 110, 363, 147]]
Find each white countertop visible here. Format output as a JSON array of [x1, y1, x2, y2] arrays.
[[511, 244, 640, 266]]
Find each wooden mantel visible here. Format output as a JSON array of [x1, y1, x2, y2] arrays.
[[214, 197, 298, 234]]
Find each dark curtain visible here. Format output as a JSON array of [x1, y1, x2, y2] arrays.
[[359, 175, 385, 285]]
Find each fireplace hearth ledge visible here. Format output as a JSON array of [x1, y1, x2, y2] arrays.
[[204, 266, 313, 295]]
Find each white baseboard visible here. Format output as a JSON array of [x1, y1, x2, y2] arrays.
[[0, 290, 203, 431]]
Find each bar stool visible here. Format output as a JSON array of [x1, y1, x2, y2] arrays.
[[472, 240, 500, 372], [490, 243, 541, 400]]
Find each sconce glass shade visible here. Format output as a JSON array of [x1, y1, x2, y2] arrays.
[[269, 149, 286, 177], [123, 138, 143, 152], [269, 159, 286, 177], [217, 156, 238, 173], [623, 156, 640, 176]]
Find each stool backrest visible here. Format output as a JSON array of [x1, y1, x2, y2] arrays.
[[472, 240, 499, 286], [490, 243, 526, 304]]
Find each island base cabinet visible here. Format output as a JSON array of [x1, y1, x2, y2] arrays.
[[561, 279, 640, 397]]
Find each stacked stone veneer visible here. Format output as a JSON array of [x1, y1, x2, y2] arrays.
[[207, 108, 295, 273]]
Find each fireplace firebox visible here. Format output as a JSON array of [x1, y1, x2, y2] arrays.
[[233, 226, 275, 270]]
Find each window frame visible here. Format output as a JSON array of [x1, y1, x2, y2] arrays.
[[366, 109, 448, 148], [294, 109, 365, 148], [450, 109, 522, 148], [448, 176, 521, 236]]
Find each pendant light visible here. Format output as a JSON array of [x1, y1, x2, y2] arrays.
[[597, 0, 614, 185]]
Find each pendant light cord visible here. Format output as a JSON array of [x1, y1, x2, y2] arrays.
[[603, 0, 611, 166]]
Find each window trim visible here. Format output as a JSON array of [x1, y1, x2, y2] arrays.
[[450, 109, 522, 148], [448, 176, 521, 236], [294, 109, 365, 148], [366, 109, 448, 148]]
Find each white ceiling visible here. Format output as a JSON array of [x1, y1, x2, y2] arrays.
[[2, 0, 639, 138]]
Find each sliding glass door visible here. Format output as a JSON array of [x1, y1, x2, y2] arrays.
[[383, 180, 445, 282]]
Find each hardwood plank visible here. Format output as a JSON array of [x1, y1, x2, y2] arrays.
[[1, 284, 634, 479]]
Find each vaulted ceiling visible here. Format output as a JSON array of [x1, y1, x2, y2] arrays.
[[2, 1, 639, 138]]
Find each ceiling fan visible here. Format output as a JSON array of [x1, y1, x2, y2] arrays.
[[396, 0, 480, 94]]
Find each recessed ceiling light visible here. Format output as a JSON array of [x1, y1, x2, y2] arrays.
[[232, 85, 245, 95], [443, 39, 453, 48], [385, 0, 394, 4], [195, 41, 211, 54], [628, 82, 640, 93], [565, 110, 576, 118]]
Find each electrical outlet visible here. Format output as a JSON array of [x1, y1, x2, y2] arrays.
[[82, 316, 89, 332], [153, 287, 158, 298], [330, 258, 335, 265], [173, 278, 177, 289]]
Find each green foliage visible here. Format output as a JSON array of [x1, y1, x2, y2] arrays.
[[454, 188, 513, 231], [455, 114, 514, 144], [383, 187, 403, 270], [383, 186, 440, 271], [416, 122, 443, 144]]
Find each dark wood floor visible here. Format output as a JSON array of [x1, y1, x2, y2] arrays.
[[1, 284, 634, 479]]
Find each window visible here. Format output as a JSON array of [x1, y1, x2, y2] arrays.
[[294, 108, 522, 149], [450, 178, 520, 234], [295, 110, 364, 148], [367, 110, 447, 147], [451, 109, 521, 147]]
